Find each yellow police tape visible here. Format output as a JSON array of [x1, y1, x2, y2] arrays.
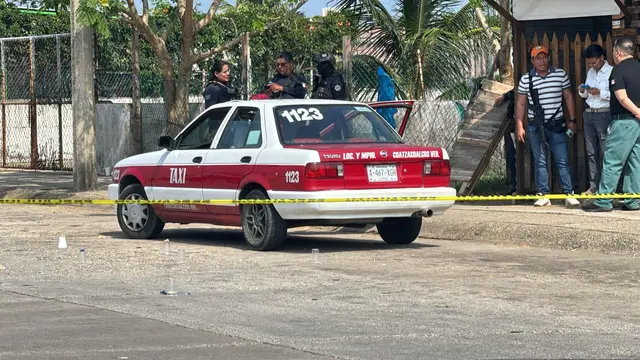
[[0, 193, 639, 205]]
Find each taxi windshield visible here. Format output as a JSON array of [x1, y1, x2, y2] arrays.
[[274, 104, 403, 145]]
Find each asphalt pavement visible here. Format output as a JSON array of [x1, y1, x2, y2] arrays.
[[1, 203, 640, 359]]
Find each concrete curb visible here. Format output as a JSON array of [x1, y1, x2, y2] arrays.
[[418, 205, 640, 256]]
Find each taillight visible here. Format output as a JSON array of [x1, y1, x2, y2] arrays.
[[424, 160, 450, 176], [305, 162, 344, 179]]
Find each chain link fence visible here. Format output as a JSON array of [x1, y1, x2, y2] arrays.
[[0, 33, 72, 170]]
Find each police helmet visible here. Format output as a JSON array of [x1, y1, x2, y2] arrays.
[[313, 53, 335, 65]]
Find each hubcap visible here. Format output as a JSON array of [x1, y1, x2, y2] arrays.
[[121, 193, 149, 232], [245, 204, 267, 244]]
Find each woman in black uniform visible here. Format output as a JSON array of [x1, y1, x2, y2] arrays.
[[203, 59, 236, 109]]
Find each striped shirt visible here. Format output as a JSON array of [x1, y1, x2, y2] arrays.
[[517, 66, 571, 122]]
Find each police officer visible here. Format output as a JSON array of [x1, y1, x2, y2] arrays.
[[203, 59, 236, 109], [311, 53, 346, 100], [267, 52, 307, 99]]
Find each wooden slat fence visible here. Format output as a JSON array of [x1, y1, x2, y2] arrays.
[[514, 31, 613, 195]]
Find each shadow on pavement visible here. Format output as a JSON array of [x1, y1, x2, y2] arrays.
[[99, 227, 438, 254]]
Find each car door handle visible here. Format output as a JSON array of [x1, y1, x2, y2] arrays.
[[192, 156, 203, 163], [240, 156, 251, 163]]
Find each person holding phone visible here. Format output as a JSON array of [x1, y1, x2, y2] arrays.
[[578, 44, 614, 195], [582, 38, 640, 212]]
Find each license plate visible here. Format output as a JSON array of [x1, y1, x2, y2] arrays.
[[367, 164, 398, 182]]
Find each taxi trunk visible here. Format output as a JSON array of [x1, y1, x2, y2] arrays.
[[287, 144, 451, 191]]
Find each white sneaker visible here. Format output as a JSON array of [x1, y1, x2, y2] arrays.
[[565, 193, 580, 207], [534, 193, 551, 207]]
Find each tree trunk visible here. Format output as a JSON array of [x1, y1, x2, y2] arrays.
[[163, 70, 191, 137], [71, 0, 97, 191], [497, 0, 513, 85]]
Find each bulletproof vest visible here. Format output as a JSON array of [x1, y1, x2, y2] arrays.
[[311, 75, 337, 99]]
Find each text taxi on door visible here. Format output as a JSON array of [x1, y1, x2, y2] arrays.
[[108, 99, 456, 251]]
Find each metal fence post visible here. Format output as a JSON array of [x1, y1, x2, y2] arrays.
[[29, 36, 37, 169], [341, 35, 352, 101], [242, 32, 251, 100], [1, 40, 6, 168], [131, 28, 142, 154], [56, 35, 63, 169]]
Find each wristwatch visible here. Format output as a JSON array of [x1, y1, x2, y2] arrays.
[[569, 119, 577, 125]]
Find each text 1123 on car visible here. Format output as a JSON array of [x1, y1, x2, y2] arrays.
[[107, 99, 456, 251]]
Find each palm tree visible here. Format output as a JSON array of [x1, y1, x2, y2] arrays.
[[332, 0, 498, 101]]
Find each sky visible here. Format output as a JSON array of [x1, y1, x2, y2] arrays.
[[298, 0, 396, 16]]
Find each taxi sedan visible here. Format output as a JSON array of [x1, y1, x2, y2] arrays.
[[108, 99, 456, 251]]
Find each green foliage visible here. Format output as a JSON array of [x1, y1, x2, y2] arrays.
[[331, 0, 497, 100], [0, 1, 69, 36]]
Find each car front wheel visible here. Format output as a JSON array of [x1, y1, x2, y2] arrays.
[[376, 217, 422, 245], [241, 189, 288, 251], [117, 183, 165, 239]]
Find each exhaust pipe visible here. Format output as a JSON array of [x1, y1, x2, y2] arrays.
[[420, 209, 433, 218]]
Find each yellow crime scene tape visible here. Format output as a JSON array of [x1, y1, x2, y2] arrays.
[[0, 193, 640, 205]]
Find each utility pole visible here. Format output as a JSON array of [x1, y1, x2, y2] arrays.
[[70, 0, 97, 191]]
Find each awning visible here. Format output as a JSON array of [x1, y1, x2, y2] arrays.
[[513, 0, 620, 21]]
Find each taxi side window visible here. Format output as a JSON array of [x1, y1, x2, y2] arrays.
[[217, 107, 262, 149], [176, 107, 231, 150]]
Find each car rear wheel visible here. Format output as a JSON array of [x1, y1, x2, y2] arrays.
[[376, 217, 422, 245], [117, 183, 165, 239], [241, 189, 288, 251]]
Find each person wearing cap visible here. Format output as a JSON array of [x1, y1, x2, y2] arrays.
[[582, 38, 640, 212], [515, 45, 580, 207], [310, 52, 346, 100], [267, 51, 307, 99], [577, 44, 614, 195]]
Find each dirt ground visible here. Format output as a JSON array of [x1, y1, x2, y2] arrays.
[[1, 202, 640, 359]]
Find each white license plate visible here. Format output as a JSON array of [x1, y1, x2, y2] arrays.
[[367, 164, 398, 182]]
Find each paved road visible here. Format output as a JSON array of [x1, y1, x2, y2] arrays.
[[1, 204, 640, 359]]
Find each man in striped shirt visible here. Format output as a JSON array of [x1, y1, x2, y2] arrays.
[[515, 45, 580, 207]]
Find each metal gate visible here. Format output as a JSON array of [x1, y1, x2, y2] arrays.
[[0, 33, 72, 170]]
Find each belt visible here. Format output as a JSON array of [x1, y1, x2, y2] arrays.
[[612, 114, 635, 120], [584, 107, 610, 113]]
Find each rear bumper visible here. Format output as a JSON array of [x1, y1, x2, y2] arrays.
[[268, 187, 456, 220]]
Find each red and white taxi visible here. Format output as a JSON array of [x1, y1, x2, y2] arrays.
[[108, 99, 456, 250]]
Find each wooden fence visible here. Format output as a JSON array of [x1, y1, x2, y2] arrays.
[[513, 31, 614, 195]]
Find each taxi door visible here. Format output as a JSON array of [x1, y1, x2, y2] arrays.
[[368, 100, 415, 137], [201, 105, 265, 215], [151, 106, 233, 215]]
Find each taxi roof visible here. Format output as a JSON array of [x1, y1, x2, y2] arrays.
[[215, 99, 367, 108]]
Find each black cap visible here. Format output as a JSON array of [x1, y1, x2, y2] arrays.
[[313, 53, 333, 64]]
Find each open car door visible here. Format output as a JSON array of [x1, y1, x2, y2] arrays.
[[367, 100, 415, 138]]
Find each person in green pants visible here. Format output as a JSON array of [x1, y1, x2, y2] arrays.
[[582, 38, 640, 212]]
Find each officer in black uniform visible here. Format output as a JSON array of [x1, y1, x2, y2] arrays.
[[203, 59, 236, 109], [267, 52, 307, 99], [311, 53, 346, 100]]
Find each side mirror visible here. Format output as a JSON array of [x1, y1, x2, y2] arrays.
[[158, 135, 175, 150]]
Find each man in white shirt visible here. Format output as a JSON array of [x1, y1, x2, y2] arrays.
[[578, 44, 614, 194]]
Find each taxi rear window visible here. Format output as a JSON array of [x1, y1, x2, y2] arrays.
[[273, 104, 403, 145]]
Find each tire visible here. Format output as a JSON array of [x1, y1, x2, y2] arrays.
[[376, 217, 422, 245], [116, 183, 165, 239], [241, 189, 288, 251]]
